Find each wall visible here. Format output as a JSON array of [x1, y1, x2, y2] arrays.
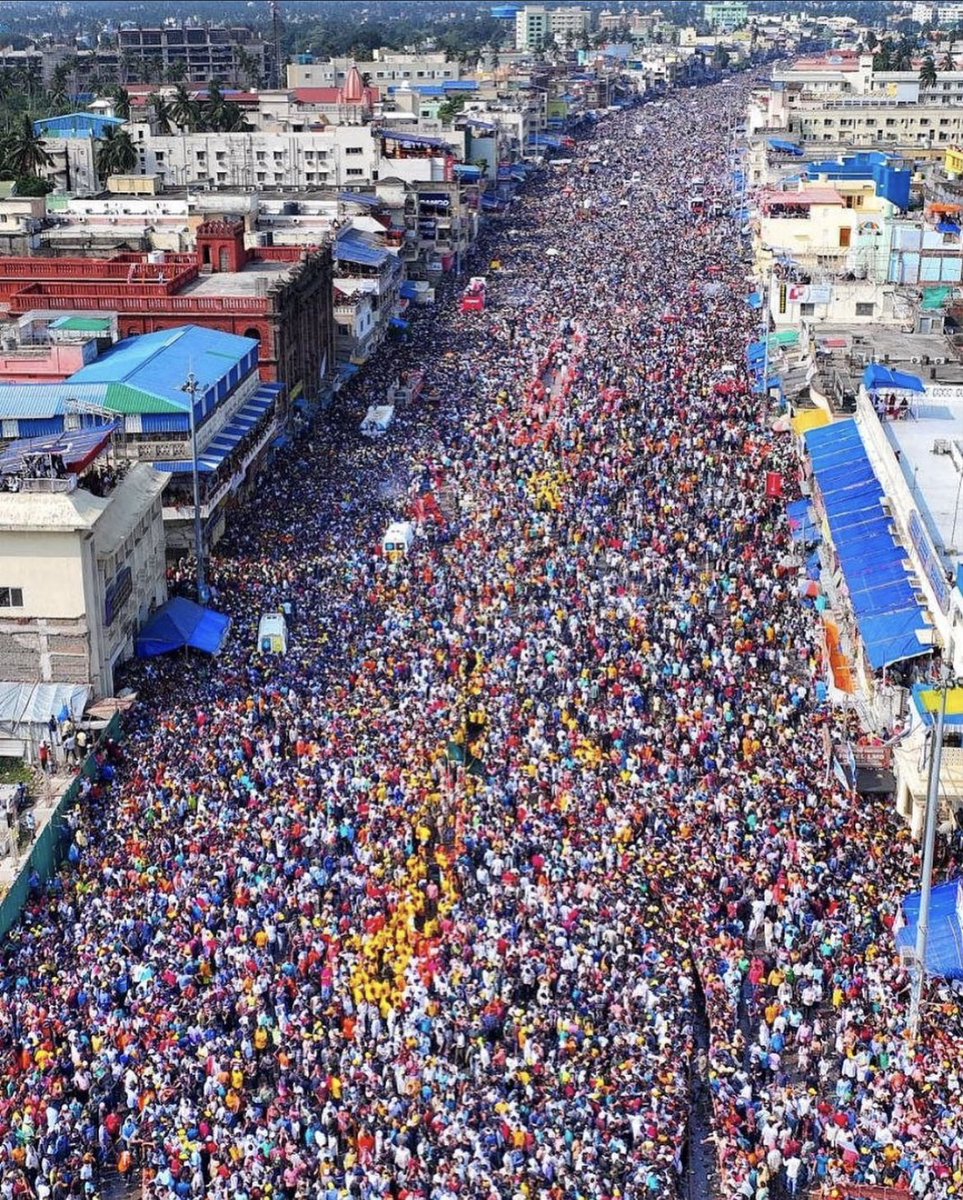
[[0, 342, 92, 381]]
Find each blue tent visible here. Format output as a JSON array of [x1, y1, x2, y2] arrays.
[[896, 879, 963, 980], [863, 363, 925, 393], [769, 138, 804, 156], [746, 292, 763, 309], [135, 597, 231, 658]]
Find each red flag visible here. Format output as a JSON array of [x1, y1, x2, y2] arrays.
[[765, 471, 784, 498]]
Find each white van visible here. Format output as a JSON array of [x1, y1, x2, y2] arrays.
[[383, 521, 415, 558], [257, 612, 288, 654], [361, 405, 395, 437]]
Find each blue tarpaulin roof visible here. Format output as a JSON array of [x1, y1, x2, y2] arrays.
[[400, 281, 420, 299], [896, 879, 963, 979], [786, 497, 820, 545], [338, 192, 384, 208], [863, 363, 925, 393], [769, 138, 804, 156], [805, 419, 931, 669], [334, 233, 389, 268], [390, 316, 410, 331], [135, 597, 231, 658], [747, 292, 763, 309]]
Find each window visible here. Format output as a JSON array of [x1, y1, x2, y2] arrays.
[[839, 227, 851, 248], [155, 151, 165, 162], [800, 302, 815, 316], [346, 167, 364, 176], [345, 146, 364, 155], [336, 323, 351, 336], [855, 302, 874, 316], [0, 587, 23, 608]]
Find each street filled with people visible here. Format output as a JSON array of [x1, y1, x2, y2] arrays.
[[1, 76, 962, 1200]]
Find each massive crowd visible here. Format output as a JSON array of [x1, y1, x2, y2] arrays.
[[0, 75, 961, 1200]]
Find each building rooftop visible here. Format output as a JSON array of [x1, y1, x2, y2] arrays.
[[179, 261, 293, 297], [886, 408, 963, 567]]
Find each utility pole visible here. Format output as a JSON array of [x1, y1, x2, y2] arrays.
[[909, 675, 959, 1038], [180, 371, 209, 605], [271, 1, 283, 90]]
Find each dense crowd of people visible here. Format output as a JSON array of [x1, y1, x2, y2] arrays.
[[0, 75, 960, 1200]]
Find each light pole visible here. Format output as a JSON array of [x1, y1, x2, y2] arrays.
[[909, 673, 963, 1038], [180, 371, 209, 604]]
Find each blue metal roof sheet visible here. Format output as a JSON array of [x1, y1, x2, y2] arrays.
[[69, 325, 258, 409], [0, 383, 108, 419], [335, 233, 390, 268]]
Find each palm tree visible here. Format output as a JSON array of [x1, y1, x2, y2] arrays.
[[149, 93, 174, 135], [106, 85, 131, 120], [3, 112, 53, 177], [164, 61, 187, 84], [919, 53, 938, 87], [143, 57, 164, 85], [202, 80, 230, 132], [170, 83, 199, 131], [220, 101, 250, 132], [234, 46, 261, 90], [943, 49, 956, 71], [95, 126, 138, 180]]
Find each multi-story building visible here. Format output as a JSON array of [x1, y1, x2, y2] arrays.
[[0, 324, 281, 557], [287, 53, 462, 90], [0, 26, 269, 89], [704, 1, 749, 31], [514, 5, 591, 51], [0, 223, 335, 405], [0, 435, 168, 701], [114, 25, 269, 85]]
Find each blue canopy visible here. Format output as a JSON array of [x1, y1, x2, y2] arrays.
[[863, 363, 925, 394], [938, 220, 961, 234], [390, 316, 410, 331], [135, 597, 231, 658], [896, 879, 963, 980], [769, 138, 803, 156], [806, 419, 931, 669], [747, 292, 763, 309], [399, 281, 420, 300], [335, 234, 389, 269]]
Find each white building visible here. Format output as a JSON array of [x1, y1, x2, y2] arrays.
[[514, 5, 591, 51], [287, 53, 462, 89], [0, 460, 168, 702]]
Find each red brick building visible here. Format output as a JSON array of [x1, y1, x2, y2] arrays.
[[0, 221, 334, 403]]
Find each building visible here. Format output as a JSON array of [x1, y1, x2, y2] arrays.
[[0, 430, 168, 702], [0, 224, 335, 404], [34, 113, 126, 198], [704, 1, 749, 31], [115, 25, 268, 86], [287, 53, 462, 89], [514, 5, 591, 51], [0, 324, 282, 556]]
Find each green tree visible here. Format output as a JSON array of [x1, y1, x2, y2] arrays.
[[164, 61, 187, 84], [202, 80, 230, 132], [2, 113, 53, 177], [919, 53, 938, 86], [943, 49, 956, 71], [149, 93, 174, 135], [170, 83, 200, 131], [95, 125, 138, 179], [106, 85, 131, 120], [235, 46, 262, 90], [12, 174, 53, 195], [437, 92, 467, 124]]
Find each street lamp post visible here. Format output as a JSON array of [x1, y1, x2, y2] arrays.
[[909, 674, 961, 1038], [180, 371, 209, 605]]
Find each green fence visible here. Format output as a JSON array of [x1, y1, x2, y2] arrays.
[[0, 712, 124, 943]]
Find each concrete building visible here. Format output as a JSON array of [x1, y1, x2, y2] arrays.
[[704, 2, 749, 31], [115, 24, 269, 86], [0, 224, 335, 405], [287, 53, 461, 90], [0, 435, 168, 700], [0, 324, 281, 556], [514, 6, 591, 51]]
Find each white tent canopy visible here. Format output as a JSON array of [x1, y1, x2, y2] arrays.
[[0, 683, 90, 759]]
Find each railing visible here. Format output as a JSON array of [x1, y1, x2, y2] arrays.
[[8, 293, 269, 315]]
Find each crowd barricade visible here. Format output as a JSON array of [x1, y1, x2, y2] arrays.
[[0, 711, 124, 941]]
